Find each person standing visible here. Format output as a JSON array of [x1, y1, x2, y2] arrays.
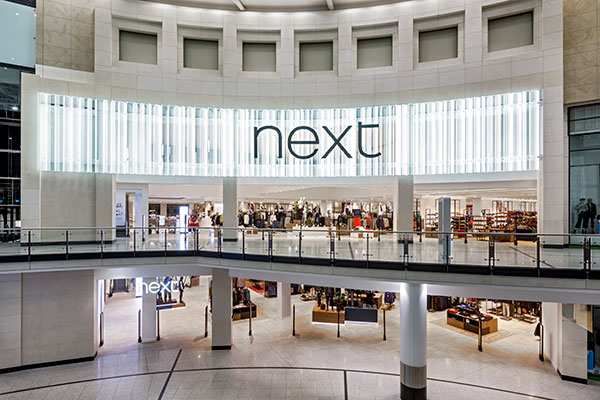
[[178, 276, 185, 304], [588, 198, 598, 234], [574, 198, 588, 233]]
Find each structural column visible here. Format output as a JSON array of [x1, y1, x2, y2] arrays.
[[437, 197, 451, 263], [134, 185, 149, 242], [393, 176, 414, 242], [277, 282, 291, 318], [400, 282, 427, 400], [222, 177, 238, 242], [141, 277, 157, 343], [211, 268, 232, 350]]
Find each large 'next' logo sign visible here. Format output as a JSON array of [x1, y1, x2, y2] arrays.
[[253, 122, 381, 160]]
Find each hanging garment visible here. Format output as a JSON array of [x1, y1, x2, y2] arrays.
[[243, 214, 250, 225]]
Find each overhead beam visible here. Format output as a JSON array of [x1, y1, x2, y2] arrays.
[[326, 0, 334, 10], [232, 0, 245, 11]]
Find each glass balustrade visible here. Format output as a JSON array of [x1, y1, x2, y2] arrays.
[[5, 226, 599, 278]]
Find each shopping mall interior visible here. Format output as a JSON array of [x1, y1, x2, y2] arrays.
[[2, 0, 600, 399]]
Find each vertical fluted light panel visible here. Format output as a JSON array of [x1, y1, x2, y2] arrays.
[[38, 90, 541, 177]]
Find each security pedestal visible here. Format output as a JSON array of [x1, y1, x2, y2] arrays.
[[222, 177, 238, 242], [400, 282, 427, 400], [277, 282, 291, 318], [211, 268, 232, 350], [141, 277, 157, 343]]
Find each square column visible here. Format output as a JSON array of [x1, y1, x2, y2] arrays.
[[400, 282, 427, 400], [222, 177, 238, 242], [211, 268, 232, 350], [141, 277, 157, 343], [437, 197, 451, 263], [277, 282, 291, 318], [393, 176, 414, 242]]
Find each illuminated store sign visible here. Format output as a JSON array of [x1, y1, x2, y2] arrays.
[[38, 91, 541, 178], [254, 122, 381, 160]]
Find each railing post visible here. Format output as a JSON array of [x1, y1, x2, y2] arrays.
[[583, 237, 592, 275], [242, 229, 246, 260], [156, 309, 160, 341], [330, 233, 335, 266], [403, 235, 409, 268], [217, 229, 222, 257], [27, 230, 31, 261], [65, 230, 69, 260], [383, 308, 387, 341], [99, 311, 104, 347], [133, 228, 137, 257], [478, 316, 483, 352], [137, 309, 142, 343], [488, 238, 495, 273], [164, 228, 168, 256], [298, 226, 303, 264], [195, 228, 199, 255], [248, 303, 253, 336], [337, 308, 340, 338], [292, 304, 296, 336], [536, 236, 541, 276], [366, 233, 370, 268], [204, 305, 208, 338], [268, 230, 273, 261], [100, 229, 104, 259], [464, 228, 468, 244]]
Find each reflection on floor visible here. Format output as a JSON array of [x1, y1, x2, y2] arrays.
[[0, 278, 598, 399]]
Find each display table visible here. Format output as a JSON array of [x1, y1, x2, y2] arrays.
[[233, 302, 257, 320], [344, 307, 378, 324], [312, 305, 344, 324], [446, 310, 498, 335]]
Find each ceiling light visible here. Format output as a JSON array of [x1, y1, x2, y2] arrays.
[[15, 12, 19, 16], [11, 106, 18, 111]]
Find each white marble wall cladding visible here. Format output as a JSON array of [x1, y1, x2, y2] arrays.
[[0, 274, 21, 369]]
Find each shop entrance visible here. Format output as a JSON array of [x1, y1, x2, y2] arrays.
[[97, 276, 209, 354]]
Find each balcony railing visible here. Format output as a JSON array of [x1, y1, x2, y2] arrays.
[[1, 226, 599, 279]]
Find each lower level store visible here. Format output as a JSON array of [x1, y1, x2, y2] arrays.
[[90, 275, 600, 400]]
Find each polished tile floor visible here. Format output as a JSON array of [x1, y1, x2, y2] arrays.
[[0, 278, 597, 399], [3, 228, 596, 270]]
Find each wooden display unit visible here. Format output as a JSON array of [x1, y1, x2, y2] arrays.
[[446, 310, 498, 335], [312, 305, 344, 324]]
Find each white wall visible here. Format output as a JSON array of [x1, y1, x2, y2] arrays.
[[21, 270, 97, 366], [0, 274, 21, 369], [24, 170, 115, 241]]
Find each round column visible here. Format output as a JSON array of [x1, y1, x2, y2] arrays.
[[400, 282, 427, 400]]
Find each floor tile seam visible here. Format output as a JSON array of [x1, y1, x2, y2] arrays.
[[0, 371, 170, 397]]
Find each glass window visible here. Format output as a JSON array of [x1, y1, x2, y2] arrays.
[[119, 30, 158, 65], [569, 104, 600, 238], [488, 12, 534, 53], [356, 36, 392, 68], [184, 39, 219, 70], [419, 27, 458, 62]]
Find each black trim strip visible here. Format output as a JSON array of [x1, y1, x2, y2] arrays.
[[558, 369, 588, 384], [0, 353, 96, 374], [401, 383, 426, 400], [0, 365, 565, 399], [157, 349, 182, 400], [0, 248, 595, 280], [211, 345, 232, 350]]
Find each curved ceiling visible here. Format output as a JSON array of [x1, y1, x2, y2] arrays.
[[146, 0, 406, 12]]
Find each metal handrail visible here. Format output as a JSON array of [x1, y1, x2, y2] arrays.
[[11, 225, 600, 238]]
